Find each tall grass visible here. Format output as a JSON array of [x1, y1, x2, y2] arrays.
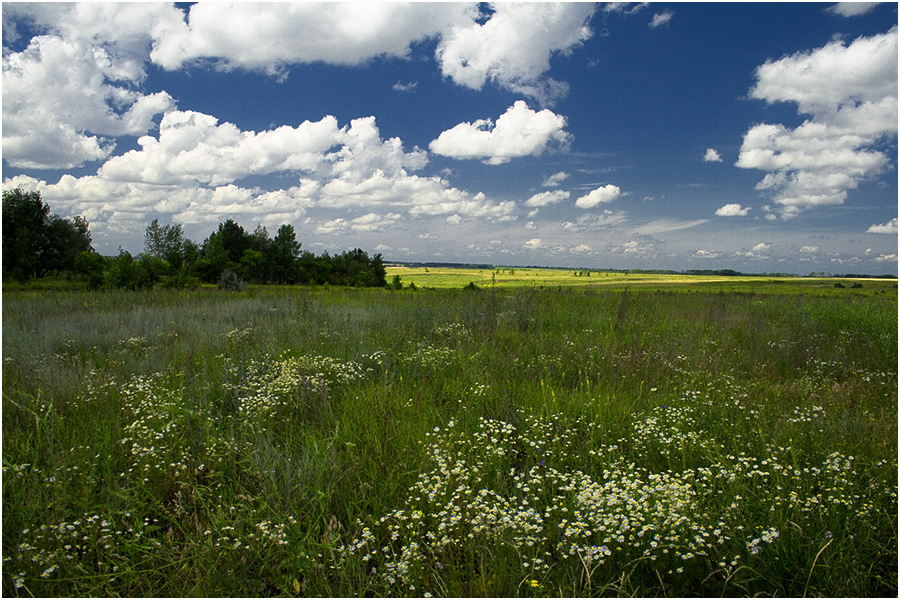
[[3, 286, 896, 596]]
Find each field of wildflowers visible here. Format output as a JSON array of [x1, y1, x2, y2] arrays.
[[3, 284, 897, 597]]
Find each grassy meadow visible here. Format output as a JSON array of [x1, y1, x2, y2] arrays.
[[2, 273, 897, 596]]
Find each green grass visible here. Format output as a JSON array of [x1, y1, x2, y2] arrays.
[[3, 283, 897, 597]]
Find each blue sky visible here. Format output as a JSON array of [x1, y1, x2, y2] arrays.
[[3, 2, 898, 274]]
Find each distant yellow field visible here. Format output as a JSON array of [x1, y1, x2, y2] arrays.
[[385, 266, 897, 294], [386, 266, 599, 288]]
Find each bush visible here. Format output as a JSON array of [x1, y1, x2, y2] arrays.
[[218, 269, 247, 291], [163, 268, 200, 290], [104, 251, 152, 290], [387, 274, 404, 290], [74, 250, 106, 289]]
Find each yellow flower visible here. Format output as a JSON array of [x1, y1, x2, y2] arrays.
[[530, 579, 541, 588]]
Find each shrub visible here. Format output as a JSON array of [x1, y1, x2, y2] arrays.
[[218, 269, 248, 291], [388, 274, 404, 290], [104, 250, 152, 290], [74, 250, 105, 289], [163, 268, 200, 290]]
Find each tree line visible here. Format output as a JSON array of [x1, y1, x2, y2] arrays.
[[2, 188, 386, 289]]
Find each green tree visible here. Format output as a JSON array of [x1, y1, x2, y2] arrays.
[[3, 188, 50, 281], [217, 219, 251, 264], [269, 224, 302, 283], [104, 250, 152, 290], [197, 220, 250, 282], [297, 250, 318, 284], [246, 224, 272, 282], [144, 219, 186, 269], [239, 249, 266, 283], [182, 239, 200, 266], [195, 234, 229, 283], [2, 188, 93, 281], [333, 248, 387, 287], [74, 250, 106, 289], [45, 215, 93, 274], [249, 224, 270, 253]]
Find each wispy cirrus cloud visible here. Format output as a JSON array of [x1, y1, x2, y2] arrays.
[[649, 10, 674, 28], [542, 171, 569, 187], [392, 81, 418, 93], [826, 2, 883, 17]]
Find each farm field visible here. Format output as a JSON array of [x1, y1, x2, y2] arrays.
[[2, 282, 897, 597], [385, 265, 899, 295]]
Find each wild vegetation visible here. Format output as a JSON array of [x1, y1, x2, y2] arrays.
[[2, 188, 387, 290], [3, 279, 896, 597], [1, 188, 92, 283]]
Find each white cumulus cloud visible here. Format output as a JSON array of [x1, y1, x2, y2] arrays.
[[149, 3, 594, 104], [151, 3, 474, 73], [736, 27, 898, 218], [703, 148, 723, 162], [349, 212, 403, 232], [2, 2, 596, 170], [316, 218, 347, 235], [525, 190, 571, 207], [575, 185, 621, 209], [695, 249, 719, 258], [867, 217, 898, 234], [429, 101, 572, 165], [2, 6, 179, 168], [99, 111, 347, 186], [715, 203, 751, 216], [5, 109, 517, 251], [435, 3, 596, 104]]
